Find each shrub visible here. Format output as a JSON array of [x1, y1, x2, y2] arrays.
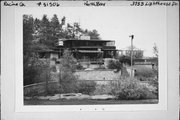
[[76, 81, 97, 95], [76, 63, 84, 70], [118, 55, 131, 66], [58, 68, 78, 93], [148, 78, 158, 96], [107, 60, 115, 69], [50, 72, 59, 81], [50, 65, 57, 72], [58, 49, 78, 93], [93, 84, 112, 95], [135, 67, 156, 81], [114, 78, 157, 100], [60, 49, 77, 72], [24, 58, 51, 85], [107, 59, 122, 70], [25, 88, 40, 97], [47, 82, 61, 95]]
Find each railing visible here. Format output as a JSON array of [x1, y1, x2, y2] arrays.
[[77, 59, 104, 64], [24, 81, 58, 96], [134, 62, 153, 65]]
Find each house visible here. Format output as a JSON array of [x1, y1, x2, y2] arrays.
[[50, 37, 117, 61], [58, 39, 117, 60], [37, 38, 118, 66]]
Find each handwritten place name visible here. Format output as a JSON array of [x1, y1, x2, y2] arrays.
[[37, 2, 60, 7], [84, 1, 106, 7], [4, 1, 25, 7], [130, 1, 178, 6]]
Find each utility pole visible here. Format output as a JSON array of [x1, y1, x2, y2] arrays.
[[129, 35, 134, 77], [45, 58, 49, 95]]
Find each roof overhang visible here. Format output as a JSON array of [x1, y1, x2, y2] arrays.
[[78, 50, 103, 53], [62, 39, 115, 42]]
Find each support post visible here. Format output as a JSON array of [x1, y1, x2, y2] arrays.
[[129, 35, 134, 77]]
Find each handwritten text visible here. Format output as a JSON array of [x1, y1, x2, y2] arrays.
[[4, 1, 25, 7], [130, 1, 178, 6], [37, 2, 60, 7], [84, 1, 106, 7]]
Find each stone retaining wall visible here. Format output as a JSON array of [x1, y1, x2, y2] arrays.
[[24, 80, 119, 96], [75, 70, 121, 81]]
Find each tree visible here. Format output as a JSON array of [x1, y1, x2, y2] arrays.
[[65, 22, 83, 39], [118, 55, 131, 66], [23, 15, 51, 90], [58, 50, 78, 93], [51, 14, 60, 29], [50, 14, 62, 47], [23, 15, 34, 54], [60, 49, 77, 72], [33, 18, 41, 43], [23, 15, 51, 85], [81, 29, 101, 40], [60, 16, 66, 27], [38, 15, 53, 48], [88, 29, 101, 40], [107, 59, 122, 71], [153, 43, 158, 58], [58, 16, 68, 39], [23, 15, 35, 85], [134, 50, 143, 59], [66, 23, 74, 39], [152, 43, 158, 74], [64, 21, 101, 40], [34, 15, 67, 47]]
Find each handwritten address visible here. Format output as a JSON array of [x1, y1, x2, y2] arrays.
[[130, 1, 179, 6]]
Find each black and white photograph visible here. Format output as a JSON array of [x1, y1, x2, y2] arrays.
[[1, 1, 179, 120], [23, 7, 162, 105]]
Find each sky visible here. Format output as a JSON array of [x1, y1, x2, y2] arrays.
[[29, 7, 166, 57]]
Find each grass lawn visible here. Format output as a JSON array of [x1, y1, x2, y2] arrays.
[[24, 99, 158, 105]]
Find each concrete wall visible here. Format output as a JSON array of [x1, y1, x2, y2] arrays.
[[75, 70, 121, 81]]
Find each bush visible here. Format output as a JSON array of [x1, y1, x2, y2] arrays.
[[118, 55, 131, 66], [135, 67, 156, 81], [76, 81, 97, 95], [47, 82, 61, 95], [24, 57, 51, 85], [76, 63, 84, 70], [93, 84, 112, 95], [148, 78, 158, 96], [107, 59, 122, 70], [50, 65, 57, 72], [50, 72, 59, 81], [59, 68, 78, 93], [58, 49, 78, 93], [114, 78, 157, 100]]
